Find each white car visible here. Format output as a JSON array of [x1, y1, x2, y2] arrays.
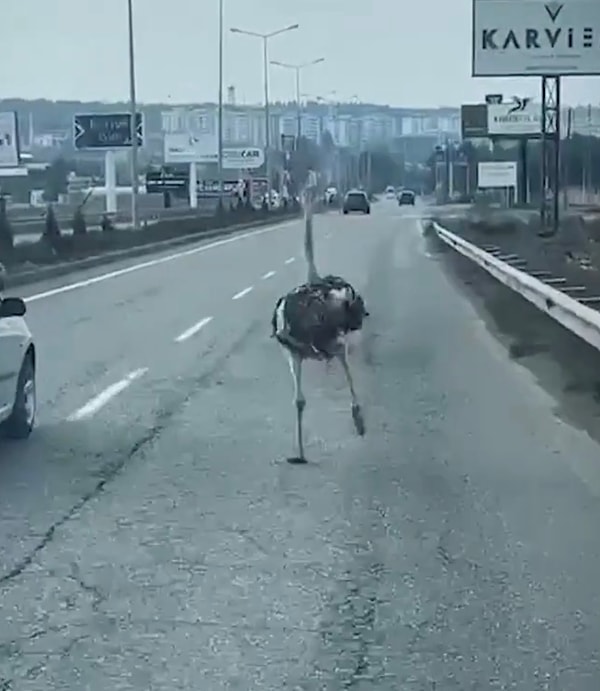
[[0, 295, 36, 439]]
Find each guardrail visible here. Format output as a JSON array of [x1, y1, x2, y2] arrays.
[[432, 220, 600, 353]]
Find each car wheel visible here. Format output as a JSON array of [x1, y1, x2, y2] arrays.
[[365, 208, 370, 214], [3, 353, 36, 439], [343, 210, 348, 214]]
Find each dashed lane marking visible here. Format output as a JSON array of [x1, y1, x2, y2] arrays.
[[174, 316, 213, 343], [232, 286, 254, 300], [67, 368, 148, 421]]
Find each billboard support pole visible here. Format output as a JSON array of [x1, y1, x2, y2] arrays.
[[519, 139, 528, 206], [189, 162, 198, 208], [104, 151, 117, 215], [540, 75, 561, 235]]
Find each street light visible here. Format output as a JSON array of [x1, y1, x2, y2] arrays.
[[270, 58, 325, 140], [218, 0, 224, 203], [230, 23, 299, 206], [127, 0, 138, 229]]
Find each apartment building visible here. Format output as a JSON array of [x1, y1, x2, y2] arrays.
[[160, 103, 462, 151]]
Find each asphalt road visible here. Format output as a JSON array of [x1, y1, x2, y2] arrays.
[[1, 200, 599, 688]]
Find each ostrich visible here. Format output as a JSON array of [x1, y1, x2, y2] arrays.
[[271, 181, 369, 464]]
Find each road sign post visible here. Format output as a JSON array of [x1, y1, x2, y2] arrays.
[[104, 151, 117, 214], [189, 163, 198, 209]]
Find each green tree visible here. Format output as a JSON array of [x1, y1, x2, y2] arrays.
[[43, 157, 70, 202]]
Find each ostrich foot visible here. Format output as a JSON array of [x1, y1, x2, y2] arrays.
[[352, 404, 366, 436]]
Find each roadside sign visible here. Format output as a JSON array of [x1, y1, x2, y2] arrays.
[[485, 94, 503, 104], [164, 133, 217, 164], [461, 104, 489, 139], [0, 112, 20, 167], [477, 161, 518, 188], [472, 0, 600, 76], [223, 147, 264, 169], [73, 112, 144, 150], [164, 135, 264, 169], [487, 98, 541, 137], [145, 168, 188, 193]]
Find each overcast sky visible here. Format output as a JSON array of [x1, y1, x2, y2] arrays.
[[2, 0, 597, 107]]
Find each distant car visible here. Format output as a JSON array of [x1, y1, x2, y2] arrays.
[[0, 290, 36, 439], [385, 185, 396, 199], [343, 190, 370, 214], [398, 189, 415, 206], [324, 186, 338, 205]]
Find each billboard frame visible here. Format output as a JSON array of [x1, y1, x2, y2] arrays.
[[471, 0, 600, 77]]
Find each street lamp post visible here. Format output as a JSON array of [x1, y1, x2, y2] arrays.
[[230, 23, 299, 207], [127, 0, 138, 229], [271, 58, 325, 141], [218, 0, 224, 205]]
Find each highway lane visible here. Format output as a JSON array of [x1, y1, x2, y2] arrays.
[[1, 200, 600, 688]]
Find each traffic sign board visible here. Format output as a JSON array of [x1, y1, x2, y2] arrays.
[[73, 112, 144, 150]]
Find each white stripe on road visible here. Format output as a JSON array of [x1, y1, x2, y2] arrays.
[[261, 270, 276, 279], [24, 220, 297, 303], [232, 286, 253, 300], [67, 368, 148, 421], [174, 316, 213, 343], [284, 257, 295, 264]]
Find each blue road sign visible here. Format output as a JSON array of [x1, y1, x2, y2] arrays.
[[73, 112, 144, 150]]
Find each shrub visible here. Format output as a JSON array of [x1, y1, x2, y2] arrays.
[[72, 206, 87, 235], [101, 213, 114, 232], [42, 204, 62, 253], [0, 196, 14, 260]]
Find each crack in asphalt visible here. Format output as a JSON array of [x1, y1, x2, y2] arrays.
[[0, 318, 262, 587]]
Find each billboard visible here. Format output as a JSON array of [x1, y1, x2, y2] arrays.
[[472, 0, 600, 76], [0, 112, 20, 167], [73, 113, 144, 150], [478, 161, 517, 188], [223, 147, 264, 169], [487, 98, 541, 137], [164, 134, 264, 169], [164, 133, 217, 164], [461, 104, 488, 138]]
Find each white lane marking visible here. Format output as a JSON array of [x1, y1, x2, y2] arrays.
[[232, 286, 253, 300], [67, 368, 148, 421], [174, 316, 213, 343], [261, 270, 276, 279], [284, 257, 295, 264], [24, 220, 296, 303]]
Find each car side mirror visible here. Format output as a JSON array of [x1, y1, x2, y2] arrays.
[[0, 297, 26, 318]]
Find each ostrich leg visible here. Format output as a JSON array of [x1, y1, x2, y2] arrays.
[[337, 348, 366, 436], [287, 352, 307, 463]]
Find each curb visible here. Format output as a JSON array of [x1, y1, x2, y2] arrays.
[[5, 212, 303, 290]]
